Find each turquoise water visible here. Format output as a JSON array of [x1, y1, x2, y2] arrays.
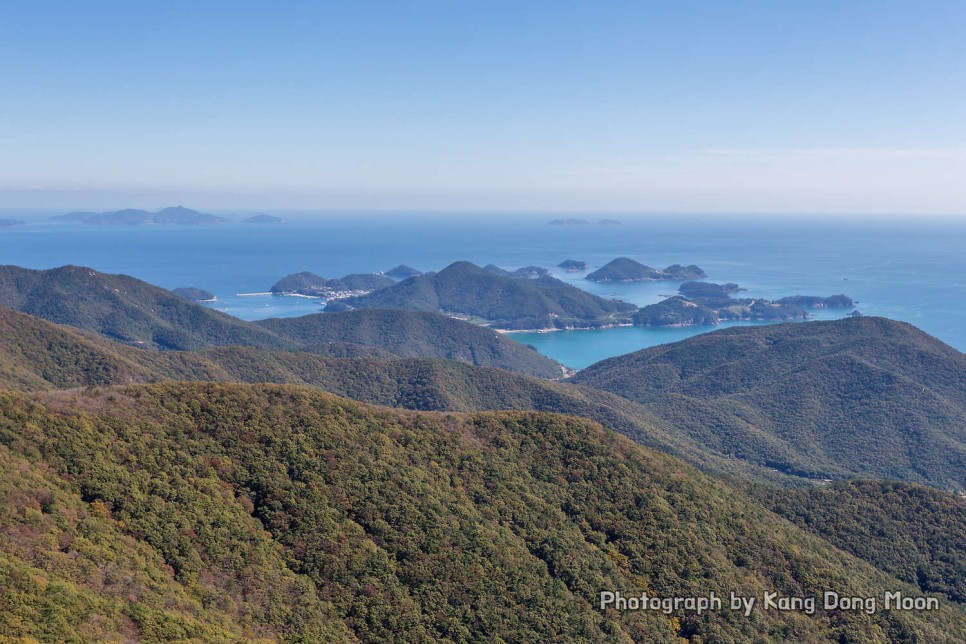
[[1, 212, 965, 368]]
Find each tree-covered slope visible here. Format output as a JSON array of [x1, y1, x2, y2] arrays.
[[331, 261, 637, 330], [1, 383, 962, 642], [753, 481, 966, 603], [0, 306, 163, 390], [256, 308, 565, 377], [572, 317, 966, 490], [0, 265, 291, 351], [0, 305, 788, 484]]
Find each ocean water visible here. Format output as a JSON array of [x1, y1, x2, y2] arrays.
[[1, 212, 965, 369]]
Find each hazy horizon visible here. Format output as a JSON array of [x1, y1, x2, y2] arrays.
[[3, 2, 965, 215]]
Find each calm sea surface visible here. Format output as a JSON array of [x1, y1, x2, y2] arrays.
[[2, 212, 964, 368]]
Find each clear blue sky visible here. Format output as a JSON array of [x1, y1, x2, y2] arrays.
[[2, 1, 965, 214]]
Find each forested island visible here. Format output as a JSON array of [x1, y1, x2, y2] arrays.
[[385, 264, 423, 279], [633, 281, 854, 327], [328, 261, 638, 330], [586, 257, 707, 282], [558, 259, 588, 271]]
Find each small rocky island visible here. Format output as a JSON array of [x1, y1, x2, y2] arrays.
[[633, 281, 855, 327], [270, 271, 395, 299], [53, 206, 228, 226], [172, 287, 216, 302], [0, 218, 25, 228], [243, 214, 282, 224], [558, 259, 588, 272], [586, 257, 707, 282]]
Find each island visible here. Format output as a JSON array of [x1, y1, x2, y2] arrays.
[[586, 257, 707, 282], [484, 265, 551, 279], [52, 206, 229, 226], [678, 281, 743, 298], [0, 218, 25, 228], [243, 214, 282, 224], [558, 259, 588, 272], [633, 281, 855, 327], [270, 271, 395, 299], [172, 287, 216, 302], [598, 218, 622, 226], [548, 218, 590, 226], [326, 261, 638, 331], [385, 264, 423, 279]]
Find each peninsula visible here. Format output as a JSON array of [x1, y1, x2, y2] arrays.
[[172, 287, 216, 302], [270, 271, 394, 299]]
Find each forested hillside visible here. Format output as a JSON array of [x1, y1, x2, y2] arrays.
[[1, 383, 961, 642], [255, 308, 564, 377], [573, 317, 966, 491], [754, 481, 966, 603]]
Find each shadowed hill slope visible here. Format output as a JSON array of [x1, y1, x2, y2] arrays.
[[0, 265, 290, 351], [255, 308, 565, 377], [572, 317, 966, 491]]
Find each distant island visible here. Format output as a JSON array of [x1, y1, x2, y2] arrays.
[[172, 287, 216, 302], [52, 206, 229, 226], [776, 295, 855, 308], [270, 271, 394, 299], [242, 214, 282, 224], [0, 218, 25, 228], [598, 218, 621, 225], [385, 265, 423, 279], [586, 257, 707, 282], [558, 259, 587, 272], [633, 281, 855, 327]]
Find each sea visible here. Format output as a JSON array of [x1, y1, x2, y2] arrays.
[[2, 211, 965, 369]]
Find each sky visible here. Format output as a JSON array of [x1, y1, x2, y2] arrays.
[[2, 1, 965, 214]]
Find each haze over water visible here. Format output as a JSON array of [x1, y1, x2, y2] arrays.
[[2, 212, 964, 368]]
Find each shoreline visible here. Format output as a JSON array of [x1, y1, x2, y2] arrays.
[[497, 323, 634, 334]]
